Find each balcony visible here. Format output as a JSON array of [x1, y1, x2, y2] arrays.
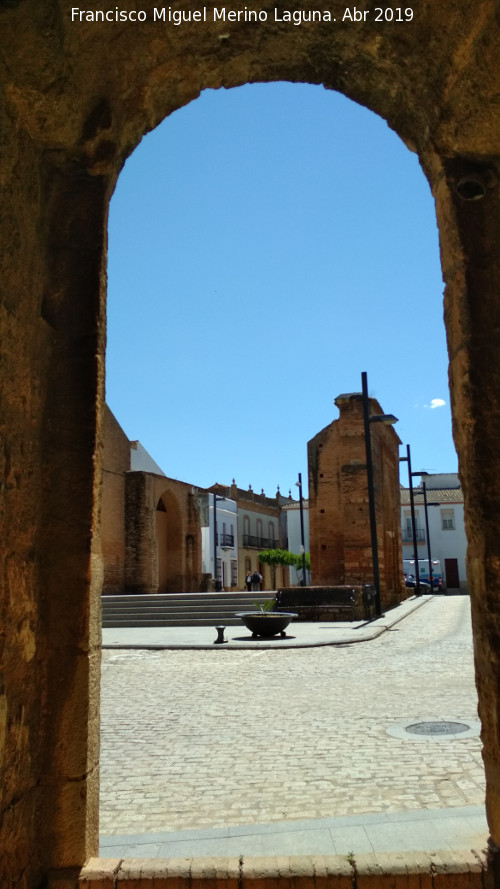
[[243, 535, 279, 549], [401, 528, 426, 543], [217, 533, 234, 548]]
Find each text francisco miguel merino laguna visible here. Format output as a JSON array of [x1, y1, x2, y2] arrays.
[[71, 7, 354, 24]]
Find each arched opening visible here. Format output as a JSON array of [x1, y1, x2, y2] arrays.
[[99, 83, 482, 851], [155, 491, 183, 592]]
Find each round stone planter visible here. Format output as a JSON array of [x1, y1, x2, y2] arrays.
[[235, 612, 298, 638]]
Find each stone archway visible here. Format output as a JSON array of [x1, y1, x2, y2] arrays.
[[155, 491, 183, 593], [1, 4, 500, 886]]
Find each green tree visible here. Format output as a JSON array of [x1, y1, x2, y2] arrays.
[[258, 548, 310, 589]]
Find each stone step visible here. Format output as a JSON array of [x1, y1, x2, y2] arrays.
[[101, 605, 265, 612], [101, 592, 274, 628], [102, 607, 258, 618], [102, 616, 248, 628]]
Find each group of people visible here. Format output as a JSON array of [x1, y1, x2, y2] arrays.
[[245, 570, 262, 591]]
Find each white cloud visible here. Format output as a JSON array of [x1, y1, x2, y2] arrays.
[[426, 398, 446, 409]]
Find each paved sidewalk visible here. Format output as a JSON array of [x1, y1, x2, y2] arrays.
[[101, 593, 429, 649], [100, 805, 488, 858], [100, 595, 487, 858]]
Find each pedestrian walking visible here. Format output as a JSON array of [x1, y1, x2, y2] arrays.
[[245, 572, 252, 591], [251, 570, 262, 591]]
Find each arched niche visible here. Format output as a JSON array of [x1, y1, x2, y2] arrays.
[[155, 491, 183, 593]]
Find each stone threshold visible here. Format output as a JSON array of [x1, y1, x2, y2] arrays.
[[65, 849, 493, 888]]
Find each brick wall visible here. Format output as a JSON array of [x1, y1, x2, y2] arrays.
[[101, 407, 131, 594], [308, 394, 404, 609], [102, 408, 202, 594]]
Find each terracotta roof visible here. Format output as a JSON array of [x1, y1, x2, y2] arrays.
[[400, 487, 463, 505]]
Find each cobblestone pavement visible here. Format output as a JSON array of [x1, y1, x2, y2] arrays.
[[99, 596, 485, 836]]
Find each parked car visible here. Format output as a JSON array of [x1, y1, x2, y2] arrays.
[[404, 574, 431, 592], [403, 559, 443, 592]]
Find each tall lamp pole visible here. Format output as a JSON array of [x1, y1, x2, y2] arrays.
[[213, 492, 218, 590], [362, 373, 381, 615], [412, 473, 440, 591], [361, 372, 398, 617], [399, 446, 421, 593], [422, 480, 434, 590], [296, 473, 307, 586], [212, 491, 226, 591]]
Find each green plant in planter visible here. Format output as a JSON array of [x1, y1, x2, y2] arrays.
[[254, 598, 276, 613]]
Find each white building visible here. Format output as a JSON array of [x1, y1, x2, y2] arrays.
[[283, 500, 311, 586], [400, 473, 467, 592], [199, 492, 238, 590]]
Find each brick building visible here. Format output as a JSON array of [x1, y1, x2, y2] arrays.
[[207, 481, 292, 590], [101, 409, 294, 594], [101, 407, 202, 594], [307, 393, 404, 609]]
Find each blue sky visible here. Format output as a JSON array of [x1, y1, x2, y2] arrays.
[[106, 82, 456, 497]]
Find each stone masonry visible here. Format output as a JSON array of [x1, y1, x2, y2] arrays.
[[308, 394, 403, 611], [101, 407, 202, 594]]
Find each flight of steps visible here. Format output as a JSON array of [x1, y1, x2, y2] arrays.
[[101, 591, 274, 628]]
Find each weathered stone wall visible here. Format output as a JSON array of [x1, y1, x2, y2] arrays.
[[308, 394, 403, 609], [101, 411, 202, 595], [78, 850, 492, 889], [124, 472, 159, 594], [1, 2, 500, 886], [101, 407, 131, 593], [125, 472, 202, 594]]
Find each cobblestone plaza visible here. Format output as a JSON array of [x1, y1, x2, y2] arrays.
[[99, 597, 485, 837]]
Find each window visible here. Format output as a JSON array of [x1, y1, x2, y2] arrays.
[[268, 521, 274, 542], [216, 558, 221, 579], [441, 510, 455, 530], [243, 515, 250, 536]]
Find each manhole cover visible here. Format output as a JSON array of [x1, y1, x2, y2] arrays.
[[405, 721, 470, 736]]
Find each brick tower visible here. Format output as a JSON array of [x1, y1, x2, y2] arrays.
[[307, 393, 404, 610]]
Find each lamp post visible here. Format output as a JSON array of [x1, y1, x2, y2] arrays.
[[412, 473, 440, 592], [399, 445, 421, 594], [422, 479, 433, 590], [212, 491, 226, 591], [361, 372, 398, 617], [295, 473, 307, 586]]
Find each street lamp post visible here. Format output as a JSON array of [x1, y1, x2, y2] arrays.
[[412, 473, 440, 592], [422, 480, 434, 590], [296, 473, 307, 586], [399, 445, 421, 594], [212, 492, 226, 591], [361, 371, 398, 617]]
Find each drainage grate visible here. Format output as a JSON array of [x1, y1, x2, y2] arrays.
[[405, 721, 470, 736]]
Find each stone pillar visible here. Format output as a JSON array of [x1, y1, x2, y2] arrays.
[[426, 150, 500, 854], [125, 472, 158, 594], [0, 145, 107, 885]]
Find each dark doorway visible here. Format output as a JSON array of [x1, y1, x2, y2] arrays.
[[445, 558, 460, 590]]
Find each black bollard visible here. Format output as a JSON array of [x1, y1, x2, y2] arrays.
[[214, 625, 227, 645]]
